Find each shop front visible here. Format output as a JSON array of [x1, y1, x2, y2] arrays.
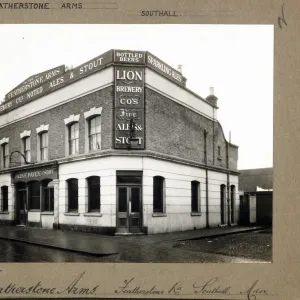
[[12, 163, 59, 228]]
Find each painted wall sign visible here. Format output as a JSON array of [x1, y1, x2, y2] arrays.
[[114, 66, 145, 149], [146, 52, 187, 87], [0, 49, 188, 116], [5, 65, 65, 101], [114, 50, 146, 64], [14, 166, 58, 182], [0, 50, 113, 115]]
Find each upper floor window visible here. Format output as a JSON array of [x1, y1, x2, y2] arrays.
[[89, 116, 101, 151], [2, 143, 9, 168], [84, 107, 102, 153], [20, 130, 31, 164], [153, 176, 165, 213], [218, 146, 221, 157], [1, 186, 8, 212], [69, 122, 79, 155], [23, 137, 31, 163], [36, 124, 49, 162], [191, 181, 201, 213], [64, 114, 80, 156], [87, 176, 100, 212], [40, 132, 48, 161]]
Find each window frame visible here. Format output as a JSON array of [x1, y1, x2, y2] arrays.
[[153, 176, 166, 214], [28, 181, 41, 210], [23, 136, 31, 163], [2, 143, 9, 169], [68, 122, 79, 155], [1, 186, 8, 212], [87, 176, 101, 212], [42, 180, 54, 212], [40, 131, 49, 161], [67, 178, 78, 212], [88, 116, 101, 151], [191, 180, 201, 213], [83, 107, 102, 154]]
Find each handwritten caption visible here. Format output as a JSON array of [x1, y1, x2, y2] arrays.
[[0, 270, 272, 299], [278, 4, 287, 29], [115, 277, 270, 300]]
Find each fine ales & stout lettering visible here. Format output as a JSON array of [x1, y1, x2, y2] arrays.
[[115, 67, 144, 148]]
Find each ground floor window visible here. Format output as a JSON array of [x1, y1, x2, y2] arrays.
[[191, 181, 200, 213], [87, 176, 100, 212], [42, 180, 54, 211], [67, 178, 78, 212], [1, 186, 8, 211], [28, 181, 40, 210], [153, 176, 165, 213]]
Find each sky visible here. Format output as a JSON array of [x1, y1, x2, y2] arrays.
[[0, 24, 273, 169]]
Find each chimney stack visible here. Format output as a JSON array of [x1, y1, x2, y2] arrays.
[[205, 86, 218, 108], [177, 64, 183, 74]]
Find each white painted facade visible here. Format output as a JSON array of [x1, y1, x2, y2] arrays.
[[54, 155, 238, 234]]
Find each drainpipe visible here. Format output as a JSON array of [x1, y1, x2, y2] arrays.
[[204, 130, 209, 228], [226, 141, 230, 226]]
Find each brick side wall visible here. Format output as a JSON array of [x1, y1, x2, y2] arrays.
[[228, 144, 238, 170], [145, 88, 238, 170], [0, 86, 113, 167]]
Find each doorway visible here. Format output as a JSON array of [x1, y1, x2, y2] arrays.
[[220, 184, 226, 225], [16, 185, 28, 226], [116, 172, 143, 234]]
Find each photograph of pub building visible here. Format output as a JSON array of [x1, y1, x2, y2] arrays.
[[0, 49, 240, 236]]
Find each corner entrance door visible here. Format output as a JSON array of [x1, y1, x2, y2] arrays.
[[17, 189, 28, 226], [117, 186, 142, 233]]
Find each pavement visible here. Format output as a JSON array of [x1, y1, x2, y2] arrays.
[[0, 225, 270, 257]]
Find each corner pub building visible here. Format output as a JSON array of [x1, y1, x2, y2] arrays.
[[0, 49, 239, 235]]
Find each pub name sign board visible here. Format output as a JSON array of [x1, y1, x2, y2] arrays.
[[13, 166, 58, 183], [0, 49, 186, 116]]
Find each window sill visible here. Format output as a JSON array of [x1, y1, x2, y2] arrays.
[[191, 212, 202, 216], [0, 211, 9, 214], [152, 213, 167, 217], [67, 153, 80, 158], [64, 212, 80, 216], [217, 157, 222, 161], [87, 149, 102, 154], [41, 212, 54, 215], [28, 209, 40, 212], [84, 213, 102, 217]]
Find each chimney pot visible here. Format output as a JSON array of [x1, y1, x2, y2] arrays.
[[209, 87, 214, 95]]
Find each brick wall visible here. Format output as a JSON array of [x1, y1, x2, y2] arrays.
[[0, 86, 113, 167], [145, 88, 238, 170]]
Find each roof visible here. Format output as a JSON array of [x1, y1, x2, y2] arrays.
[[238, 168, 273, 192]]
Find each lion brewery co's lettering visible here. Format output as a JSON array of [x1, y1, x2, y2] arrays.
[[116, 70, 143, 81], [115, 68, 144, 147], [115, 136, 143, 145], [116, 70, 143, 94]]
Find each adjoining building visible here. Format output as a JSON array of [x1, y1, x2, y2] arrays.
[[0, 49, 239, 235], [238, 168, 273, 226]]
